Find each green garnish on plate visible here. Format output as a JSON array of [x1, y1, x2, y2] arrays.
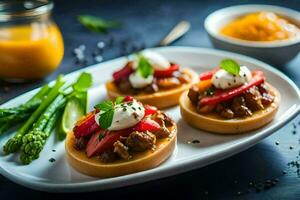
[[78, 15, 122, 34], [220, 59, 240, 75], [136, 55, 154, 78]]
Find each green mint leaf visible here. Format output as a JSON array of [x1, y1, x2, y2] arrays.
[[94, 100, 113, 111], [115, 96, 124, 105], [78, 15, 122, 34], [136, 56, 154, 78], [99, 109, 114, 129], [73, 72, 93, 92], [220, 59, 240, 75]]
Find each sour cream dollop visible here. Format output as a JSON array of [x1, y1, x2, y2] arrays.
[[212, 66, 252, 89], [95, 100, 145, 131], [129, 72, 153, 88], [142, 51, 170, 70], [131, 50, 170, 70]]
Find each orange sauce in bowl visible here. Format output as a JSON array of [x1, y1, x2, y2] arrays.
[[0, 23, 64, 79], [220, 12, 300, 42]]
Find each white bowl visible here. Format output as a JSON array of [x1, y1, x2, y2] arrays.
[[204, 4, 300, 66]]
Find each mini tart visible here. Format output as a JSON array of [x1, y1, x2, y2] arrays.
[[179, 83, 280, 134], [65, 122, 177, 178], [105, 69, 198, 109]]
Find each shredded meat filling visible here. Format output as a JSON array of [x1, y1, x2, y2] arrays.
[[188, 84, 274, 119], [126, 131, 156, 152], [151, 111, 173, 138], [113, 140, 131, 160], [231, 96, 252, 117], [100, 150, 117, 163], [243, 87, 264, 111], [75, 137, 89, 150], [188, 85, 200, 105]]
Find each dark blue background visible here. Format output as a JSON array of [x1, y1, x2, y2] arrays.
[[1, 0, 300, 199]]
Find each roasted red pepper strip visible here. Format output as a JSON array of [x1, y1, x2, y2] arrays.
[[86, 118, 160, 157], [86, 129, 132, 157], [199, 67, 219, 81], [199, 71, 265, 106], [73, 112, 100, 138], [113, 63, 133, 83], [133, 118, 161, 132], [144, 105, 157, 116], [154, 64, 179, 78]]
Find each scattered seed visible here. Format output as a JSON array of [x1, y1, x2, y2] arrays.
[[97, 41, 106, 49], [290, 146, 294, 150], [78, 44, 86, 51], [188, 139, 200, 144], [275, 141, 279, 145], [94, 55, 103, 63]]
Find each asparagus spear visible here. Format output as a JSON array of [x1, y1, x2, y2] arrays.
[[0, 113, 30, 135], [0, 85, 50, 118], [0, 85, 51, 135], [3, 75, 65, 154], [20, 111, 62, 164], [20, 95, 66, 164]]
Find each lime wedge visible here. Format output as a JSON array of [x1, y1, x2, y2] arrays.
[[58, 92, 87, 140]]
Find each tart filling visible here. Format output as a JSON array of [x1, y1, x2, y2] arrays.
[[112, 50, 193, 95], [71, 96, 176, 163], [188, 59, 276, 119]]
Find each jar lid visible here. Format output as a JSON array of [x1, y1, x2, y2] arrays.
[[0, 0, 53, 22]]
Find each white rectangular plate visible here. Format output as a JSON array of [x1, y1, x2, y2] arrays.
[[0, 47, 299, 192]]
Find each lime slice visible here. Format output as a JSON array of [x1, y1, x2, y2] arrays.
[[58, 92, 87, 140]]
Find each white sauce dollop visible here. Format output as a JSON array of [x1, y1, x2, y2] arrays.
[[131, 50, 170, 70], [142, 50, 170, 70], [128, 50, 170, 88], [212, 66, 252, 89], [129, 72, 153, 88], [95, 100, 145, 131]]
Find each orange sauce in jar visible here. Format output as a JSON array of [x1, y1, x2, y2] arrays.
[[220, 12, 300, 41], [0, 23, 64, 79]]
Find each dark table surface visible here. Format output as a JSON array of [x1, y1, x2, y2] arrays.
[[1, 0, 300, 199]]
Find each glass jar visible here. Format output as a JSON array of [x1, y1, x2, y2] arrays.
[[0, 0, 64, 80]]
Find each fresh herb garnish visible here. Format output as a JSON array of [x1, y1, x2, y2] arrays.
[[220, 59, 240, 75], [94, 97, 131, 130], [73, 72, 92, 92], [94, 100, 114, 111], [99, 108, 114, 129], [115, 96, 124, 105], [78, 15, 122, 34], [136, 55, 154, 78], [94, 100, 115, 129]]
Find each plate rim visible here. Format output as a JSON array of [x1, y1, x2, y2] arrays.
[[0, 46, 299, 192]]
